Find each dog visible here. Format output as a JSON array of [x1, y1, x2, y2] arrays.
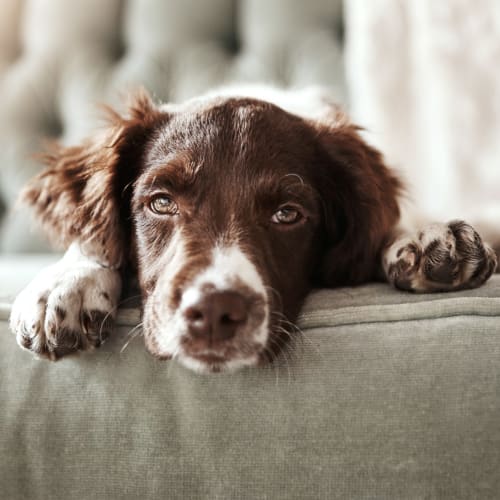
[[9, 86, 498, 373]]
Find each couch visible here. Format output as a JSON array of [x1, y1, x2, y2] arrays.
[[1, 1, 499, 499]]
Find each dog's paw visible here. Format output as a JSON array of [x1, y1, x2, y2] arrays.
[[9, 255, 121, 360], [384, 220, 498, 292]]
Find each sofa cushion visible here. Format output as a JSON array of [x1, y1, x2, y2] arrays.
[[1, 256, 500, 499], [2, 255, 500, 332]]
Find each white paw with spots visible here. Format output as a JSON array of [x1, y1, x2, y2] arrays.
[[10, 243, 121, 359]]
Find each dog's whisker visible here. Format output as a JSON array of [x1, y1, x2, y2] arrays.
[[272, 326, 302, 366], [166, 346, 182, 378], [117, 294, 143, 307], [276, 320, 321, 357], [281, 173, 305, 185], [267, 334, 293, 385], [124, 321, 144, 341], [262, 344, 281, 387], [269, 310, 322, 358], [95, 293, 143, 344], [264, 285, 284, 310], [98, 308, 116, 343], [120, 322, 144, 354]]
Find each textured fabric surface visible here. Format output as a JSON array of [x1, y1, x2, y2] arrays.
[[0, 0, 344, 253], [1, 257, 500, 499]]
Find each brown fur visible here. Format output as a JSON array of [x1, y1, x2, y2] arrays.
[[21, 89, 404, 362], [22, 90, 166, 267], [309, 114, 403, 285]]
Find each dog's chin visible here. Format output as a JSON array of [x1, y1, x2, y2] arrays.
[[178, 352, 260, 374], [145, 339, 264, 373]]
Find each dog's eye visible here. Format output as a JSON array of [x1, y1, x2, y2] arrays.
[[271, 206, 302, 225], [149, 195, 179, 215]]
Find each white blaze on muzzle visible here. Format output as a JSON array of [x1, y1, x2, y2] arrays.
[[154, 241, 269, 373], [180, 244, 269, 345]]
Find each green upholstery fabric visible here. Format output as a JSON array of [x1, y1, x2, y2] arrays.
[[1, 257, 499, 499]]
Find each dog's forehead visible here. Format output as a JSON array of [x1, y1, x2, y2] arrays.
[[148, 96, 313, 167], [165, 95, 290, 124], [137, 97, 322, 219]]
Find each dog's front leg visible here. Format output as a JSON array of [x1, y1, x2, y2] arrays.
[[382, 220, 497, 292], [9, 243, 122, 359]]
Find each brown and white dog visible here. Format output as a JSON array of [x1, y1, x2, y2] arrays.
[[9, 86, 498, 373]]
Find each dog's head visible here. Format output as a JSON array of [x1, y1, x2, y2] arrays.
[[23, 89, 401, 372]]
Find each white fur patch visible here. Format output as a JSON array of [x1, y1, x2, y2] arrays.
[[154, 242, 269, 373], [181, 244, 265, 304], [180, 353, 259, 375], [10, 243, 121, 357], [180, 244, 268, 345]]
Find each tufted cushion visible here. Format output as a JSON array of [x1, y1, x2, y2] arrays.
[[0, 0, 344, 253]]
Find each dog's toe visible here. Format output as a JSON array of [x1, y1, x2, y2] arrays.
[[10, 264, 120, 360], [80, 309, 114, 347], [447, 220, 498, 288]]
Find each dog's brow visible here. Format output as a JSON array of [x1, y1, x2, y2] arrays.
[[277, 174, 315, 199], [142, 162, 197, 191], [282, 173, 305, 185]]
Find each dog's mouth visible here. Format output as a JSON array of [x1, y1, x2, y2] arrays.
[[178, 341, 265, 373], [191, 352, 227, 364], [177, 348, 262, 374]]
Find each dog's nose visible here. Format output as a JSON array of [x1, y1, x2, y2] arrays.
[[183, 291, 248, 341]]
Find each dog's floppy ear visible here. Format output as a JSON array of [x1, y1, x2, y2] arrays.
[[310, 111, 403, 286], [22, 89, 165, 268]]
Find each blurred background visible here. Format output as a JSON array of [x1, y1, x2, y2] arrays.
[[0, 0, 499, 254]]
